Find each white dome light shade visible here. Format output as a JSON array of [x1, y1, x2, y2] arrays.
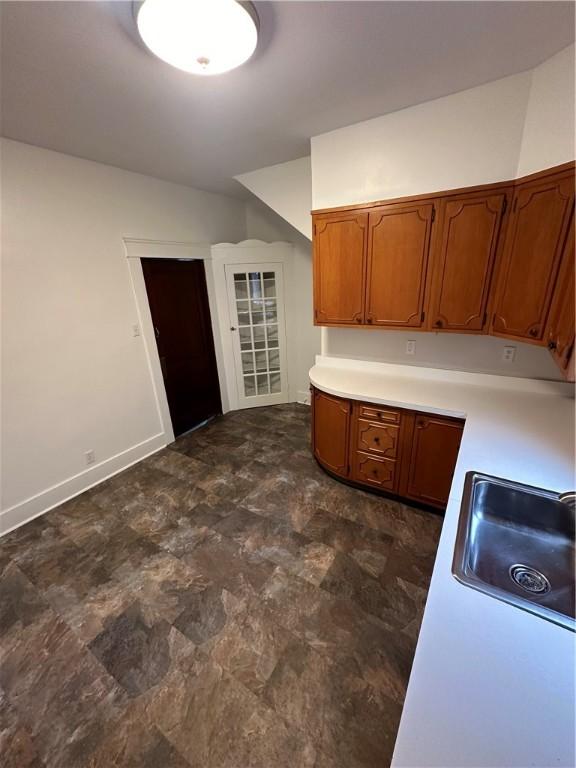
[[136, 0, 258, 75]]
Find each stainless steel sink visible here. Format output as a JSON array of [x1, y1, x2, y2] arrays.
[[452, 472, 575, 631]]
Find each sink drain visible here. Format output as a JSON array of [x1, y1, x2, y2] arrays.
[[509, 564, 551, 594]]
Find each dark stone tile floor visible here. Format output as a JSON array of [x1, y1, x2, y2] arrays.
[[0, 404, 442, 768]]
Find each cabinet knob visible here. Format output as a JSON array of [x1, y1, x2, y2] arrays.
[[374, 436, 380, 444], [529, 328, 539, 338], [548, 340, 558, 351], [355, 317, 362, 324], [367, 316, 373, 324], [434, 319, 443, 328], [416, 419, 426, 428]]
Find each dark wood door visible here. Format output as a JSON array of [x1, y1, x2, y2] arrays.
[[403, 413, 464, 508], [312, 389, 350, 476], [491, 171, 574, 342], [427, 190, 509, 332], [546, 215, 575, 378], [313, 212, 368, 325], [365, 202, 433, 327], [142, 259, 222, 437]]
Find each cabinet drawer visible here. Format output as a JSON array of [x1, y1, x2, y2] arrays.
[[356, 419, 399, 458], [358, 404, 401, 424], [352, 451, 397, 491]]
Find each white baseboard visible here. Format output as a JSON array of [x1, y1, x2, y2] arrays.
[[297, 389, 311, 405], [0, 432, 167, 538]]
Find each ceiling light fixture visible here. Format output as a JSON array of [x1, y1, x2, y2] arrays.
[[135, 0, 259, 76]]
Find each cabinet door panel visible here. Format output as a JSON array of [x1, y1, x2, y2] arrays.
[[405, 415, 464, 508], [313, 213, 368, 325], [546, 215, 575, 377], [492, 173, 574, 341], [366, 203, 433, 327], [428, 192, 508, 332], [312, 389, 350, 476]]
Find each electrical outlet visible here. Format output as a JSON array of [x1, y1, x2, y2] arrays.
[[405, 340, 416, 356], [502, 345, 516, 363], [85, 450, 96, 466], [132, 324, 141, 337]]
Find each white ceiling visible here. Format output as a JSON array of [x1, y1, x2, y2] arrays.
[[1, 1, 574, 196]]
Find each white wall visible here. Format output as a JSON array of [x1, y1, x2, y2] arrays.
[[236, 157, 312, 239], [1, 139, 246, 532], [324, 329, 562, 381], [311, 71, 531, 209], [245, 197, 320, 402], [517, 44, 576, 177]]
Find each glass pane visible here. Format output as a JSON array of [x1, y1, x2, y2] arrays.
[[237, 310, 250, 326], [263, 272, 274, 279], [244, 375, 256, 397], [239, 327, 251, 344], [241, 352, 254, 374], [257, 374, 269, 394], [265, 305, 277, 323], [270, 373, 281, 393], [234, 276, 248, 301], [250, 298, 265, 312], [249, 279, 262, 299], [268, 349, 280, 372], [236, 299, 249, 313], [266, 325, 278, 347], [255, 351, 267, 372], [253, 326, 265, 342], [251, 311, 264, 326], [263, 279, 276, 298]]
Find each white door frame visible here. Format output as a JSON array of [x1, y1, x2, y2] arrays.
[[124, 238, 295, 443]]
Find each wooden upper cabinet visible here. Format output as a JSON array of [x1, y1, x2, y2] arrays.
[[491, 171, 574, 342], [546, 215, 575, 379], [312, 389, 350, 476], [365, 203, 433, 327], [404, 413, 464, 508], [313, 212, 368, 325], [427, 191, 509, 332]]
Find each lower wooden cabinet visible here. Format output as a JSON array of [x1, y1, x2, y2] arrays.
[[312, 389, 351, 476], [312, 387, 464, 509], [403, 413, 464, 507]]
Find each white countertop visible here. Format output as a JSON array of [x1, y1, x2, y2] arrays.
[[309, 356, 576, 768]]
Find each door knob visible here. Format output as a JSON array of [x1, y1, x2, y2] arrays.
[[230, 326, 237, 331]]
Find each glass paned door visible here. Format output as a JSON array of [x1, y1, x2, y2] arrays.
[[225, 263, 289, 408]]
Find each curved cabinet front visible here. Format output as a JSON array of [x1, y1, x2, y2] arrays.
[[312, 388, 351, 477], [311, 386, 464, 509]]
